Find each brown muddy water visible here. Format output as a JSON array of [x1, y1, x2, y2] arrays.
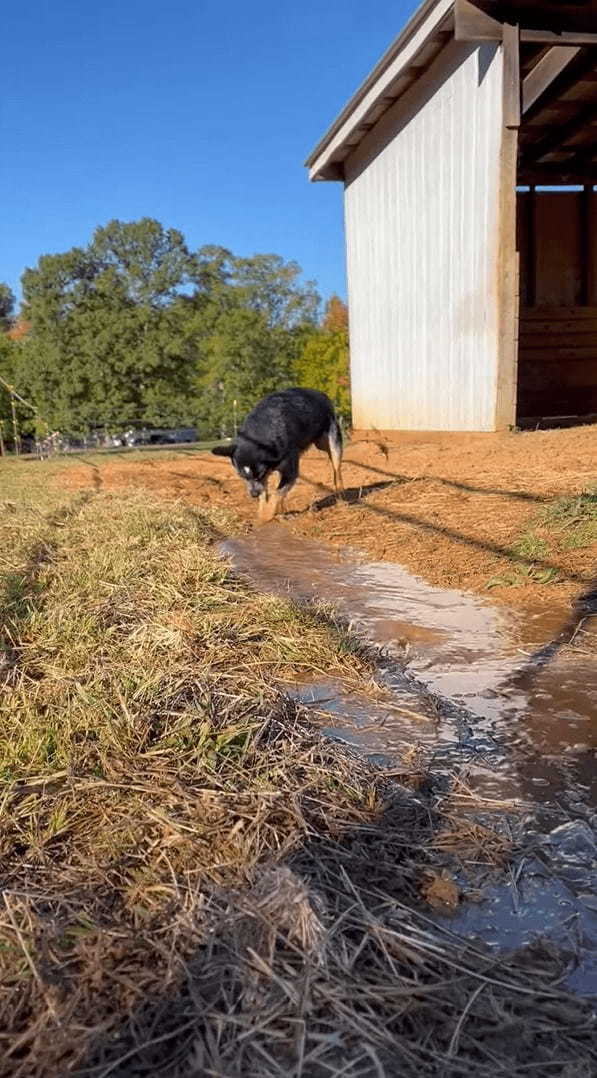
[[220, 525, 597, 995]]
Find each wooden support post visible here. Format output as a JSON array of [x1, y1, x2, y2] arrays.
[[495, 22, 520, 430], [526, 185, 536, 307], [580, 184, 591, 306], [502, 22, 521, 129]]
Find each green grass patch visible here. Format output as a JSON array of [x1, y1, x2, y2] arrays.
[[486, 564, 560, 590], [538, 489, 597, 550], [495, 488, 597, 590], [510, 530, 551, 561]]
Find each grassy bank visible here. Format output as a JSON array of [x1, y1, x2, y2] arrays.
[[0, 458, 595, 1077]]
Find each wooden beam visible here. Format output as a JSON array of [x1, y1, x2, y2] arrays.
[[522, 46, 581, 113], [524, 102, 597, 162], [454, 0, 503, 41], [502, 22, 521, 128], [519, 171, 596, 184], [481, 1, 597, 36], [519, 151, 596, 174], [528, 102, 597, 122], [524, 51, 597, 123], [520, 148, 597, 185], [551, 147, 597, 172], [520, 29, 597, 46], [455, 1, 597, 46]]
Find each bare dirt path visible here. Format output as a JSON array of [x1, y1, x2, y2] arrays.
[[61, 424, 597, 608]]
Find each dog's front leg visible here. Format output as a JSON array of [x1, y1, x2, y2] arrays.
[[256, 477, 271, 524], [274, 455, 298, 516]]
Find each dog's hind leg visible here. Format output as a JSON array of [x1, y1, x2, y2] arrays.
[[316, 419, 344, 497], [277, 480, 296, 515]]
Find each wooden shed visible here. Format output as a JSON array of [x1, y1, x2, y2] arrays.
[[306, 0, 597, 431]]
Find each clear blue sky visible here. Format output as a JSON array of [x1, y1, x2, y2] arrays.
[[1, 0, 418, 309]]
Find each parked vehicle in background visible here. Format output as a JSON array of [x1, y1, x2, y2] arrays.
[[14, 426, 203, 457], [122, 427, 198, 446], [147, 427, 198, 445]]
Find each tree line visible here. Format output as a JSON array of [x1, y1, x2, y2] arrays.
[[0, 218, 350, 446]]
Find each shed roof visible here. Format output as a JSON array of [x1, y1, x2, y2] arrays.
[[305, 0, 454, 181], [306, 0, 597, 182]]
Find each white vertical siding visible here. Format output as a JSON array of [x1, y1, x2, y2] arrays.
[[344, 41, 504, 431]]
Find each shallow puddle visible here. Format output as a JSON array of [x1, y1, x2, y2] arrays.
[[221, 527, 596, 808], [220, 524, 597, 993]]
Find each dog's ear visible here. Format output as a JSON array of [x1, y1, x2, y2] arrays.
[[212, 442, 237, 458]]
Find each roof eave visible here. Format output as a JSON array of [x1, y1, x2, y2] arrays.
[[305, 0, 455, 181]]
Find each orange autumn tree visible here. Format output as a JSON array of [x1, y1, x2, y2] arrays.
[[6, 318, 31, 341], [322, 294, 348, 332], [295, 294, 351, 423]]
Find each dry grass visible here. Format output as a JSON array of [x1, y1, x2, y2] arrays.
[[0, 457, 595, 1077]]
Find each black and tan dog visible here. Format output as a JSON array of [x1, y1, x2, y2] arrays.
[[212, 388, 344, 522]]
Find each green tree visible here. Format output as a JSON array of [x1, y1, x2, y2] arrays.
[[191, 249, 319, 434], [0, 335, 14, 444], [294, 295, 350, 424], [231, 253, 319, 328], [0, 335, 42, 448], [0, 284, 15, 331], [91, 218, 194, 306], [295, 329, 351, 424], [20, 219, 198, 433], [197, 308, 310, 436], [16, 220, 322, 438]]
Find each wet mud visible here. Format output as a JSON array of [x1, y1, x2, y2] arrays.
[[220, 524, 597, 994]]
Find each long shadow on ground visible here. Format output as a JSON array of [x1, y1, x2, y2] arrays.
[[342, 456, 549, 504], [296, 475, 591, 589]]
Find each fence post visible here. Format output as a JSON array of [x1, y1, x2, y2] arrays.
[[10, 392, 20, 456]]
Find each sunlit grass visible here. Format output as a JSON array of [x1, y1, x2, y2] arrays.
[[1, 456, 592, 1078]]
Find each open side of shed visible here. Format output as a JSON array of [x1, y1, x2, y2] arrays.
[[517, 28, 597, 426], [306, 0, 597, 432]]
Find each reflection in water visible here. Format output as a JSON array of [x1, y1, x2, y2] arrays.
[[221, 527, 596, 812], [220, 525, 597, 994]]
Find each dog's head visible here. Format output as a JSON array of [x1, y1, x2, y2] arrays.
[[212, 441, 272, 499]]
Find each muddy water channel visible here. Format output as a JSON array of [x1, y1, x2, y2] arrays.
[[220, 525, 597, 994]]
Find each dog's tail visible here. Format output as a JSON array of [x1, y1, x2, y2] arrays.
[[329, 414, 342, 449], [327, 415, 343, 493]]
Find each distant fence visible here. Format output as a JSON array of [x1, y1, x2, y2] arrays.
[[0, 406, 212, 459], [0, 386, 242, 458], [0, 390, 346, 459]]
